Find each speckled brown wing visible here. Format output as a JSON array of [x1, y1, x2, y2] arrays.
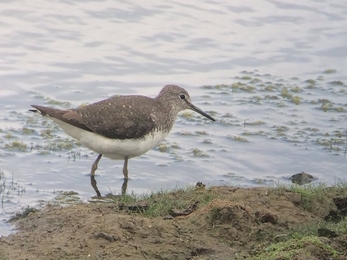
[[31, 96, 158, 140], [72, 95, 158, 140]]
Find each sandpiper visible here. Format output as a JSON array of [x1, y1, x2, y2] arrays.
[[30, 85, 215, 179]]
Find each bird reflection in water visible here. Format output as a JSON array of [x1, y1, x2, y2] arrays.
[[90, 175, 128, 198]]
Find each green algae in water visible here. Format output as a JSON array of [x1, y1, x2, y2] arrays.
[[276, 86, 301, 104], [241, 85, 255, 92], [320, 103, 346, 112], [333, 107, 346, 112], [241, 75, 252, 80], [240, 70, 256, 75], [227, 135, 249, 142], [219, 119, 240, 126], [4, 133, 15, 140], [316, 138, 346, 153], [157, 144, 169, 153], [202, 84, 229, 90], [55, 141, 75, 150], [37, 150, 51, 155], [274, 126, 290, 132], [214, 84, 229, 89], [264, 95, 279, 100], [277, 101, 287, 107], [33, 94, 45, 99], [246, 120, 266, 126], [40, 129, 54, 138], [305, 84, 315, 89], [194, 131, 208, 135], [252, 95, 263, 102], [290, 86, 302, 93], [281, 87, 293, 99], [330, 81, 344, 86], [324, 69, 337, 74], [231, 82, 255, 92], [291, 96, 301, 105], [206, 110, 217, 117], [177, 131, 194, 136], [241, 131, 266, 136], [305, 79, 316, 85], [250, 78, 262, 84], [263, 85, 277, 91], [221, 113, 234, 118], [170, 143, 181, 149], [46, 99, 72, 108], [317, 99, 331, 104], [21, 127, 36, 135], [202, 139, 213, 144], [26, 116, 39, 125], [181, 111, 193, 119], [191, 148, 209, 157], [4, 141, 27, 151], [43, 140, 76, 151], [334, 130, 346, 138], [304, 127, 319, 132]]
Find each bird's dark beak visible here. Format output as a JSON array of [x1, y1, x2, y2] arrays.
[[185, 100, 215, 121]]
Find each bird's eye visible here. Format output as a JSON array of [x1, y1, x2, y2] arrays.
[[179, 94, 186, 100]]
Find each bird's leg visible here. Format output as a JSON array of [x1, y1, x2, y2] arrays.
[[121, 178, 128, 195], [123, 156, 129, 179], [90, 154, 102, 175], [90, 174, 101, 197]]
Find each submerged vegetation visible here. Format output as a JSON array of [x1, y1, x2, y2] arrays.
[[202, 71, 347, 156]]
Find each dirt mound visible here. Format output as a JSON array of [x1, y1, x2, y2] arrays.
[[0, 186, 346, 259]]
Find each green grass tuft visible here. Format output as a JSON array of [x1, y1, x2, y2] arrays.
[[111, 185, 219, 218], [9, 206, 38, 222], [250, 235, 340, 260]]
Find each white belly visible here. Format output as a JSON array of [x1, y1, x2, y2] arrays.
[[51, 118, 168, 160]]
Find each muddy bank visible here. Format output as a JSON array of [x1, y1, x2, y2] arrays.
[[1, 185, 347, 260]]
